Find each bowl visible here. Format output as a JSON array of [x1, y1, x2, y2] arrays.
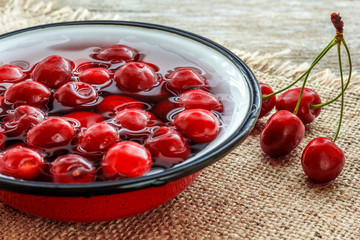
[[0, 21, 260, 222]]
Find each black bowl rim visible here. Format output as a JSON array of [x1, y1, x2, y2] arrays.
[[0, 21, 261, 197]]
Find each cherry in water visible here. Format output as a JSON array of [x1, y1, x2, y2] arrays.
[[276, 87, 322, 124], [95, 44, 139, 62], [0, 65, 26, 83], [78, 67, 113, 85], [63, 111, 104, 130], [50, 154, 96, 184], [260, 110, 305, 158], [54, 81, 98, 107], [101, 141, 152, 179], [0, 146, 45, 180], [32, 55, 73, 88], [167, 68, 209, 94], [259, 83, 276, 118], [179, 89, 223, 112], [96, 95, 144, 118]]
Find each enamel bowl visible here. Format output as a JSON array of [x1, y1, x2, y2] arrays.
[[0, 21, 260, 222]]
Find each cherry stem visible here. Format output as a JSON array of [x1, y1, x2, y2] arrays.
[[311, 39, 352, 109], [333, 40, 349, 142], [292, 40, 337, 115]]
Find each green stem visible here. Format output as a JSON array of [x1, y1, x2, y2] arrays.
[[292, 40, 337, 115], [311, 40, 352, 109], [333, 42, 348, 142], [263, 39, 336, 100]]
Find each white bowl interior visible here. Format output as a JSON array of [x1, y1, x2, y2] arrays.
[[0, 24, 250, 172]]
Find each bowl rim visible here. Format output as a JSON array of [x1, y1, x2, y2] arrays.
[[0, 20, 261, 197]]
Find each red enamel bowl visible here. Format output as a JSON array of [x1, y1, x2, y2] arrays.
[[0, 21, 260, 222]]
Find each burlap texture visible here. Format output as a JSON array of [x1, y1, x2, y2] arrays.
[[0, 0, 359, 239]]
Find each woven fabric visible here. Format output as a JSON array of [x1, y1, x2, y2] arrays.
[[0, 0, 359, 239]]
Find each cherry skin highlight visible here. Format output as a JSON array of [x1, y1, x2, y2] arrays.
[[114, 62, 158, 93], [301, 137, 345, 183], [167, 68, 209, 94], [32, 55, 72, 88], [77, 122, 119, 154], [0, 146, 45, 180], [96, 95, 144, 119], [259, 83, 276, 118], [276, 87, 322, 124], [173, 109, 220, 143], [101, 141, 152, 179], [50, 154, 96, 184], [260, 110, 305, 158], [2, 105, 46, 138], [54, 81, 98, 107], [95, 44, 139, 62], [144, 126, 191, 166], [179, 89, 223, 112], [4, 81, 51, 108], [27, 117, 75, 149]]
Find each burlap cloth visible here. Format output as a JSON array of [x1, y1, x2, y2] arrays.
[[0, 0, 359, 239]]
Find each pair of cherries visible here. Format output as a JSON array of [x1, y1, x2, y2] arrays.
[[257, 13, 351, 184]]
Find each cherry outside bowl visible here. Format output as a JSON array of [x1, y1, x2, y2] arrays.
[[0, 21, 260, 222]]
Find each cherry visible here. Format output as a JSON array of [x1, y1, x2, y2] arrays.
[[260, 110, 305, 158], [0, 96, 6, 116], [301, 137, 345, 183], [2, 105, 46, 137], [151, 99, 180, 122], [0, 126, 5, 150], [114, 62, 159, 92], [167, 68, 209, 94], [63, 111, 104, 130], [27, 117, 75, 149], [0, 146, 45, 180], [0, 65, 26, 83], [259, 83, 276, 118], [77, 122, 119, 153], [50, 154, 96, 184], [32, 55, 73, 88], [96, 95, 144, 118], [54, 81, 98, 107], [113, 108, 162, 139], [95, 44, 139, 62], [179, 89, 223, 112], [101, 141, 152, 179], [78, 67, 113, 85], [173, 109, 220, 143], [144, 126, 190, 166], [276, 87, 322, 124], [4, 81, 51, 108]]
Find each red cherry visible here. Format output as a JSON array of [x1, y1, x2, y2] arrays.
[[276, 87, 321, 124], [151, 99, 180, 122], [101, 141, 152, 179], [77, 122, 119, 153], [4, 81, 51, 108], [63, 111, 104, 129], [259, 83, 276, 118], [54, 81, 98, 107], [79, 67, 112, 85], [113, 109, 162, 139], [32, 55, 73, 88], [114, 62, 158, 92], [167, 68, 209, 94], [173, 109, 220, 143], [301, 137, 345, 183], [50, 154, 96, 184], [260, 110, 305, 158], [95, 44, 139, 62], [96, 95, 144, 118], [0, 96, 6, 116], [2, 105, 46, 137], [0, 146, 45, 180], [179, 89, 223, 112], [144, 126, 191, 166], [0, 126, 6, 150], [0, 65, 26, 83], [27, 117, 75, 149]]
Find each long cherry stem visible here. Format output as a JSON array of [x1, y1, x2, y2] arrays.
[[292, 40, 337, 115], [262, 39, 336, 100], [333, 42, 345, 142]]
